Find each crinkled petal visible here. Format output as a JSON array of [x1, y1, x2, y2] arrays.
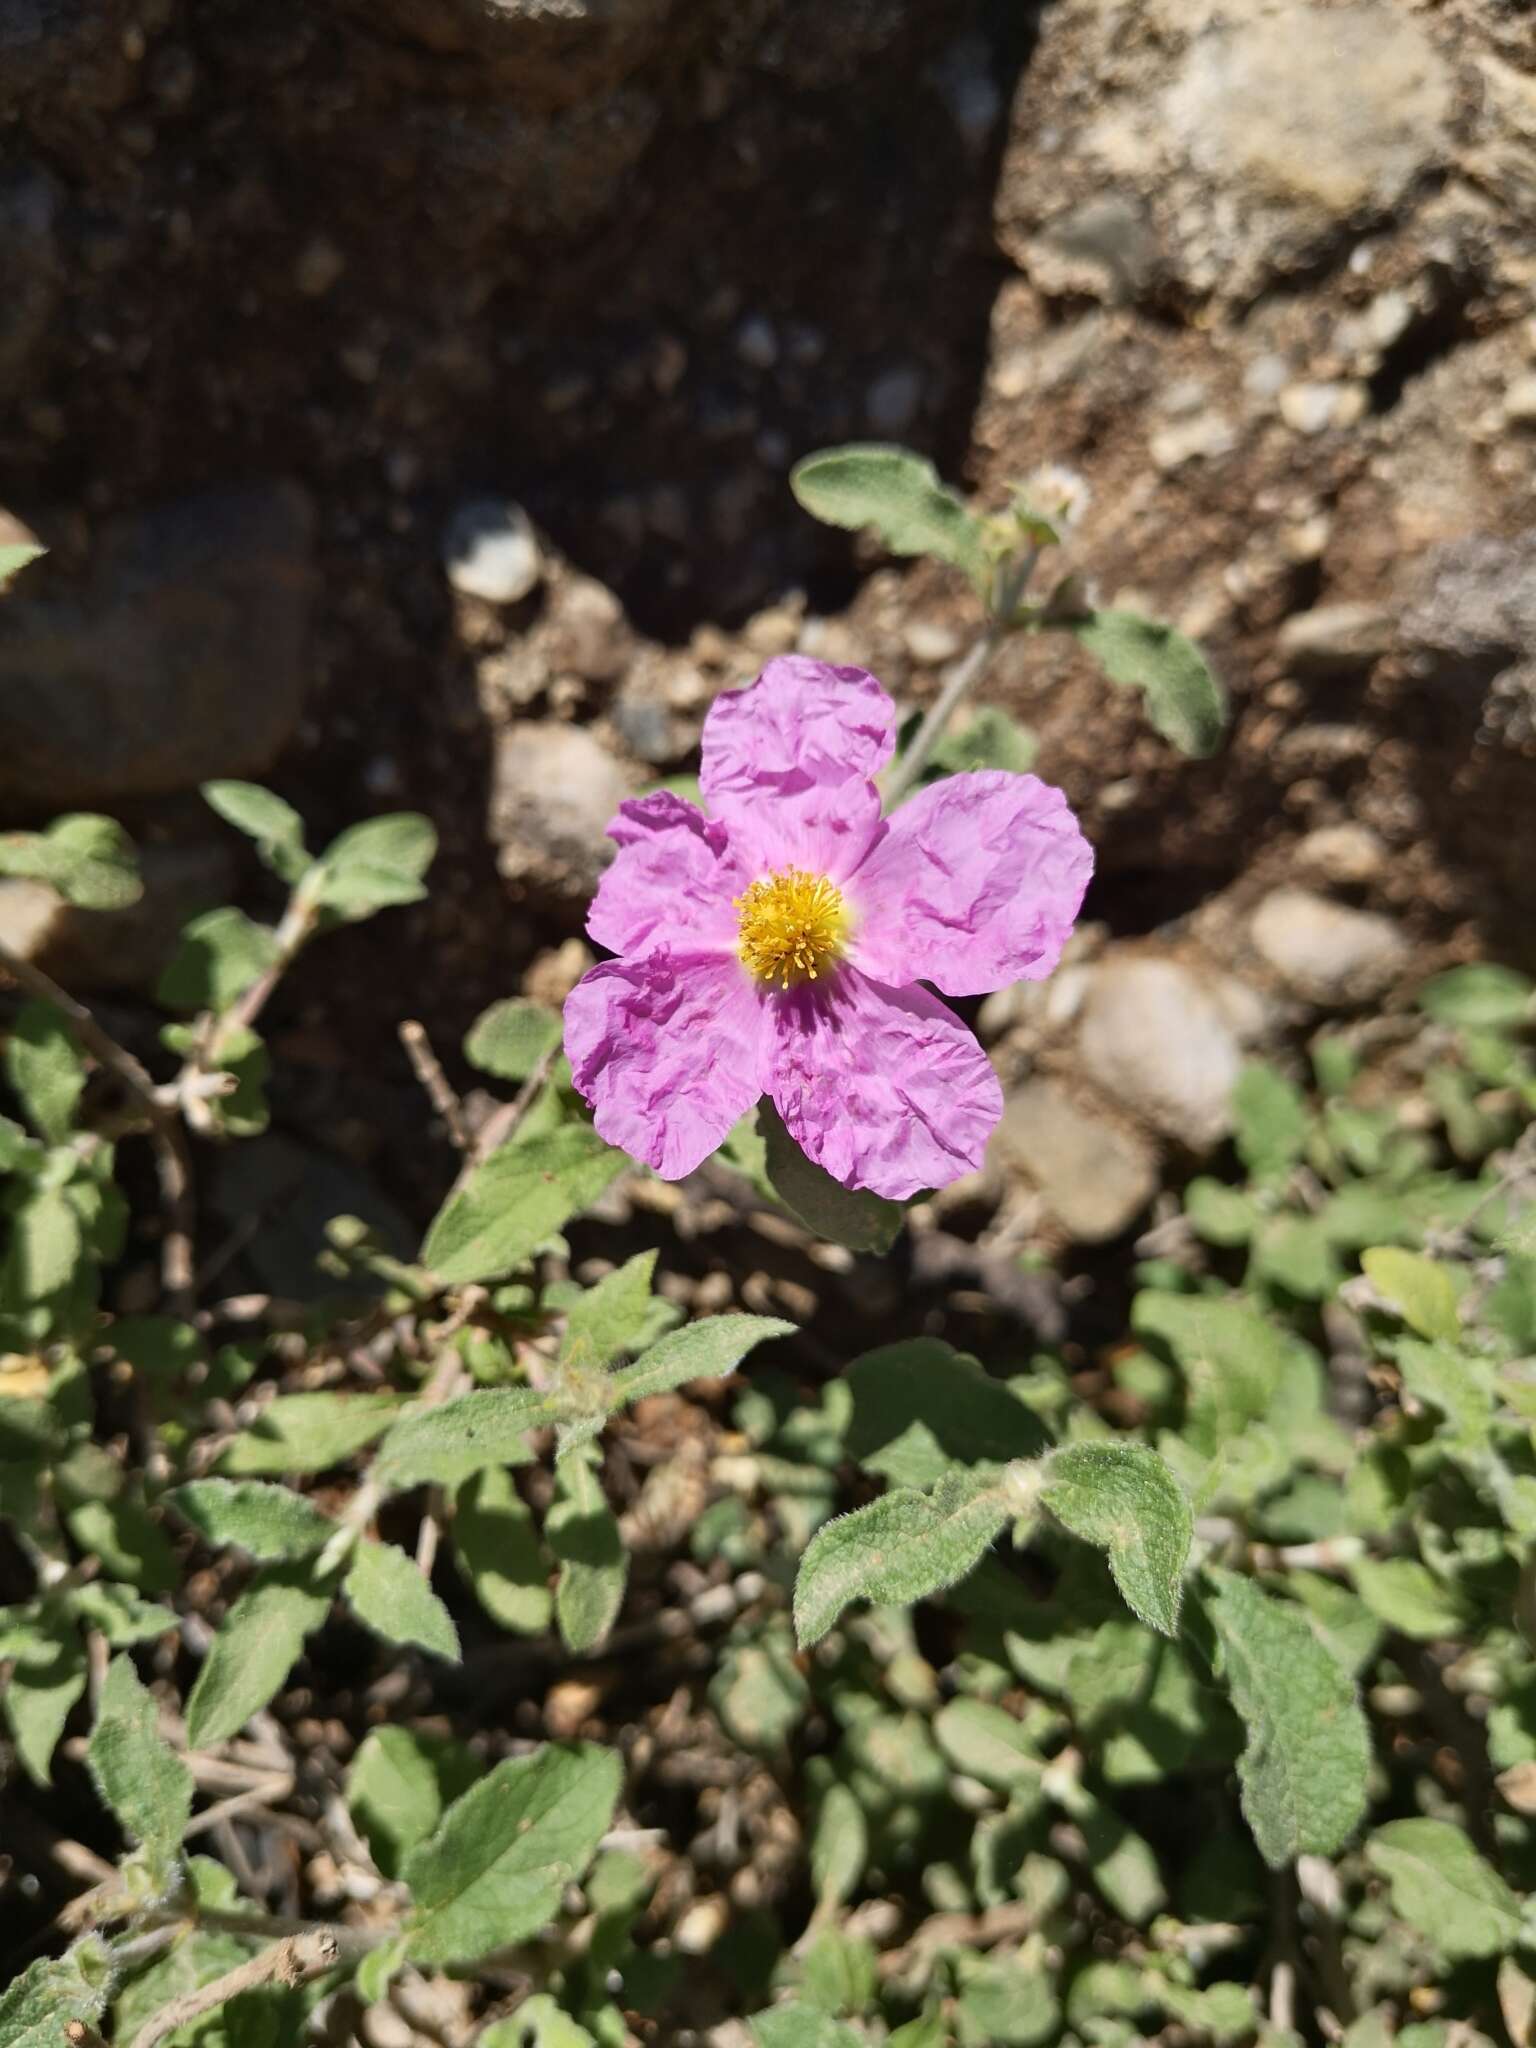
[[565, 952, 766, 1180], [701, 656, 894, 878], [850, 770, 1093, 997], [586, 792, 747, 956], [767, 968, 1003, 1201]]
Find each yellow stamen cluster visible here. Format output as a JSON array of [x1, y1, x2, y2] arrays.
[[735, 867, 849, 989]]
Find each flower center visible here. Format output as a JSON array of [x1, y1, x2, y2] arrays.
[[735, 868, 849, 989]]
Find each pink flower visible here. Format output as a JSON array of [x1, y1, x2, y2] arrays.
[[564, 657, 1093, 1200]]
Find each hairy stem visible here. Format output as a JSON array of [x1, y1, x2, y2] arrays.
[[881, 545, 1039, 809], [128, 1929, 344, 2048]]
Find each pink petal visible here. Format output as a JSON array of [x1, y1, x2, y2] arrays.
[[565, 952, 767, 1180], [701, 656, 894, 879], [850, 771, 1093, 997], [767, 968, 1003, 1201], [587, 791, 746, 957]]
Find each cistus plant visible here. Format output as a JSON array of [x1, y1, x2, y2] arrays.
[[0, 484, 1534, 2048]]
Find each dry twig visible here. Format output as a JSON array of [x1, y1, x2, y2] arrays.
[[128, 1929, 342, 2048], [399, 1019, 471, 1152]]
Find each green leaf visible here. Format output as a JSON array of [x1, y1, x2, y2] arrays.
[[1366, 1818, 1522, 1959], [1184, 1177, 1261, 1247], [0, 540, 44, 590], [611, 1312, 792, 1409], [86, 1654, 193, 1873], [789, 443, 986, 588], [761, 1098, 904, 1251], [1156, 1981, 1258, 2042], [169, 1478, 336, 1559], [348, 1725, 478, 1880], [63, 1497, 176, 1594], [453, 1466, 552, 1634], [1351, 1557, 1468, 1639], [1361, 1247, 1461, 1343], [1132, 1294, 1291, 1455], [1069, 608, 1227, 757], [559, 1251, 660, 1375], [345, 1538, 461, 1661], [752, 2008, 867, 2048], [810, 1781, 867, 1912], [201, 781, 310, 883], [314, 812, 437, 919], [157, 906, 279, 1012], [402, 1742, 622, 1966], [6, 1001, 85, 1142], [954, 1953, 1061, 2046], [216, 1391, 401, 1476], [464, 998, 563, 1082], [375, 1385, 557, 1491], [0, 815, 142, 910], [1202, 1568, 1370, 1868], [422, 1125, 624, 1286], [1232, 1063, 1309, 1181], [6, 1185, 84, 1302], [483, 1997, 599, 2048], [184, 1564, 330, 1748], [934, 1697, 1044, 1794], [0, 1941, 111, 2048], [845, 1339, 1046, 1488], [1418, 963, 1533, 1030], [1041, 1441, 1192, 1636], [548, 1455, 628, 1654], [711, 1627, 810, 1754], [927, 704, 1037, 778], [794, 1469, 1011, 1647], [2, 1632, 86, 1785]]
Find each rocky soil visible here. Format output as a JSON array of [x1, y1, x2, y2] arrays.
[[1, 0, 1534, 1264]]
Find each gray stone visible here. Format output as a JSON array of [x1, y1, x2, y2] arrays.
[[0, 840, 237, 993], [1278, 380, 1368, 435], [992, 1079, 1159, 1243], [1165, 4, 1451, 291], [0, 482, 315, 807], [1250, 888, 1409, 1005], [1077, 956, 1245, 1151], [1032, 193, 1162, 304], [443, 497, 543, 604], [865, 365, 924, 436], [1278, 602, 1395, 676], [1400, 531, 1536, 697], [1294, 823, 1387, 886], [490, 721, 631, 900]]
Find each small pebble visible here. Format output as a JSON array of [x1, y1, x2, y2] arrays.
[[443, 497, 542, 604]]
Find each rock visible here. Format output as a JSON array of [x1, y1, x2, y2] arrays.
[[734, 315, 778, 371], [1294, 823, 1387, 886], [490, 722, 631, 901], [1077, 956, 1246, 1151], [865, 365, 924, 436], [1504, 376, 1536, 427], [1150, 412, 1237, 472], [1164, 4, 1451, 294], [0, 482, 315, 809], [523, 936, 595, 1006], [902, 617, 964, 667], [443, 497, 543, 604], [1278, 603, 1395, 676], [339, 0, 675, 101], [1278, 380, 1368, 436], [0, 840, 237, 993], [1250, 888, 1409, 1004], [1400, 531, 1536, 698], [992, 1079, 1159, 1243], [1030, 193, 1162, 304]]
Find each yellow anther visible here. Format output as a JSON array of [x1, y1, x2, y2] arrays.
[[734, 868, 849, 989]]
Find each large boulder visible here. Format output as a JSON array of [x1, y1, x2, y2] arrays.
[[0, 482, 315, 810]]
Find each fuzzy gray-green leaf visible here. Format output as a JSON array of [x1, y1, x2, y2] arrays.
[[169, 1478, 336, 1559], [1366, 1817, 1522, 1958], [1070, 607, 1227, 757], [1042, 1441, 1191, 1636], [794, 1470, 1010, 1647], [422, 1125, 623, 1286], [86, 1653, 193, 1872], [1202, 1567, 1370, 1868], [184, 1564, 330, 1748], [790, 442, 986, 587]]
